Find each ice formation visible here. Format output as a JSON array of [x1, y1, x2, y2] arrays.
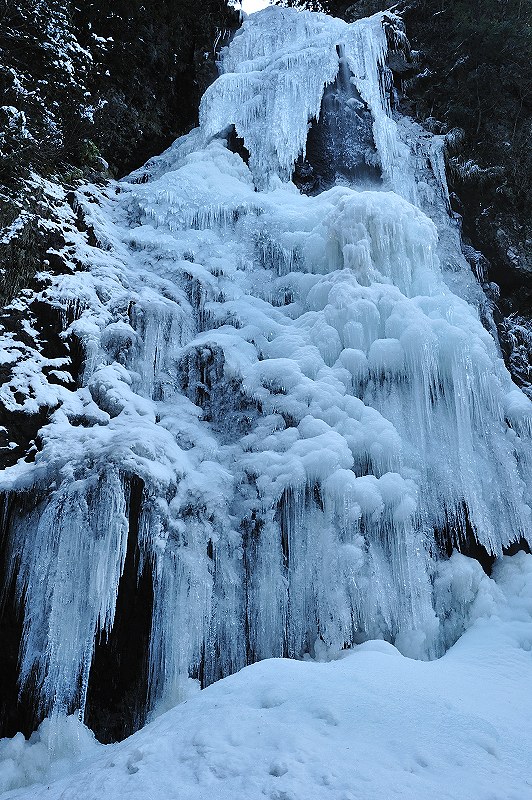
[[4, 552, 532, 799], [0, 5, 531, 731]]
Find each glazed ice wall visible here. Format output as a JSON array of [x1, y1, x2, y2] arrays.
[[1, 6, 531, 734]]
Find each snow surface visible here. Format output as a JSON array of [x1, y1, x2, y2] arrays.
[[0, 2, 531, 751], [2, 553, 532, 799]]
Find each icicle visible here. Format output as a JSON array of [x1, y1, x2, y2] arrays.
[[6, 469, 129, 719]]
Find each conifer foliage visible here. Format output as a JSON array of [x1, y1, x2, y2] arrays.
[[0, 0, 238, 302]]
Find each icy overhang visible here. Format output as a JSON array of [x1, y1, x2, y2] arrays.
[[200, 6, 403, 190]]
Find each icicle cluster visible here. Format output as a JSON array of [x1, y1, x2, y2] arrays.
[[200, 8, 409, 194], [1, 6, 531, 725]]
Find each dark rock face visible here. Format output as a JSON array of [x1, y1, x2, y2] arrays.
[[293, 47, 382, 194], [84, 478, 154, 744], [1, 0, 238, 181], [73, 0, 239, 179]]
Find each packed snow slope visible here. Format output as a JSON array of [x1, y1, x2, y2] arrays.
[[2, 553, 532, 799], [0, 4, 531, 737]]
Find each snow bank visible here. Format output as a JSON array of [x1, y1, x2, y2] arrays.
[[3, 553, 532, 800], [0, 717, 97, 795]]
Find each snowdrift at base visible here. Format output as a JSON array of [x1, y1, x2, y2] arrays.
[[2, 552, 532, 799]]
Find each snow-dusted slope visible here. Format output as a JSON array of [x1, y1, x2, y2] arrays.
[[0, 5, 531, 737], [3, 553, 532, 799]]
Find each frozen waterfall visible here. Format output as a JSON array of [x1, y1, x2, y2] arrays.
[[0, 5, 531, 739]]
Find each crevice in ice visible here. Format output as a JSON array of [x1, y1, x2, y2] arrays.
[[292, 47, 382, 195], [433, 502, 497, 577], [503, 537, 532, 558], [0, 493, 37, 739], [85, 476, 153, 744], [226, 125, 251, 166]]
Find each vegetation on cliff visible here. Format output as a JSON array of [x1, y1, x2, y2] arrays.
[[0, 0, 238, 302]]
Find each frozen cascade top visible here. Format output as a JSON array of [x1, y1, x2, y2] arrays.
[[0, 4, 531, 742], [200, 6, 411, 194]]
